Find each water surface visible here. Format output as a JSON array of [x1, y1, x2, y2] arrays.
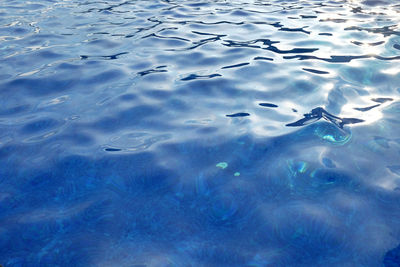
[[1, 0, 400, 266]]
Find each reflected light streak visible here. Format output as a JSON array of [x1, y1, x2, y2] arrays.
[[381, 68, 400, 75], [340, 91, 396, 126], [375, 177, 398, 191]]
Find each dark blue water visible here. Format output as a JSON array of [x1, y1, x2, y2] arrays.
[[1, 0, 400, 266]]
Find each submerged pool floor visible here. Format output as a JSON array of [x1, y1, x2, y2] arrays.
[[1, 0, 400, 266]]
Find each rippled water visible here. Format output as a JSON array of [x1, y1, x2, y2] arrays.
[[1, 0, 400, 266]]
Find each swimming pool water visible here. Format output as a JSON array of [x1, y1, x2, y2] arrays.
[[1, 0, 400, 266]]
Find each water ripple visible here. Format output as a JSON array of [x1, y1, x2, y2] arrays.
[[1, 0, 400, 266]]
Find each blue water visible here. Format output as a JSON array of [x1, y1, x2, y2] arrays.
[[1, 0, 400, 266]]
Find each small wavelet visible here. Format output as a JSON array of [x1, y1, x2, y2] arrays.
[[259, 103, 278, 108], [302, 68, 329, 75], [226, 113, 250, 118], [137, 66, 168, 76], [181, 73, 221, 81], [354, 104, 380, 112], [351, 41, 385, 47], [80, 52, 128, 60], [371, 98, 393, 104], [253, 56, 273, 61], [221, 62, 250, 69], [286, 107, 364, 129]]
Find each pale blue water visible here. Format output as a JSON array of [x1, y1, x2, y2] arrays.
[[1, 0, 400, 266]]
